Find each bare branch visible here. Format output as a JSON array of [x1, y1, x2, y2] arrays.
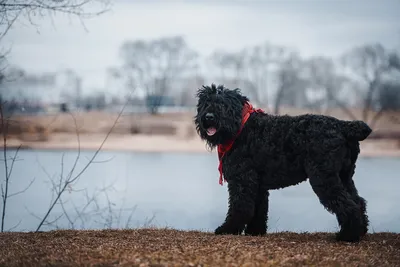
[[125, 205, 137, 229], [0, 101, 9, 233], [0, 7, 22, 42], [119, 36, 198, 114], [143, 213, 156, 228], [8, 177, 35, 198], [0, 0, 111, 40], [59, 197, 74, 229], [7, 145, 21, 177], [6, 219, 21, 232], [43, 213, 64, 227], [84, 155, 115, 164], [1, 101, 24, 232], [34, 94, 130, 232], [60, 152, 65, 185], [64, 112, 81, 183]]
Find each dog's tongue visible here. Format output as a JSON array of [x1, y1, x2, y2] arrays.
[[207, 127, 217, 136]]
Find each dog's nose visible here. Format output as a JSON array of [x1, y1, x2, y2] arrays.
[[205, 113, 214, 120]]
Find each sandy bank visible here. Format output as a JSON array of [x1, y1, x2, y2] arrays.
[[2, 109, 400, 157], [4, 133, 400, 158]]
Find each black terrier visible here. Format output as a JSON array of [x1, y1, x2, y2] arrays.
[[194, 84, 372, 242]]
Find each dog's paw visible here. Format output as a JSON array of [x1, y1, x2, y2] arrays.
[[244, 228, 267, 236], [335, 216, 365, 242], [214, 224, 242, 235], [214, 225, 228, 235], [335, 231, 361, 243]]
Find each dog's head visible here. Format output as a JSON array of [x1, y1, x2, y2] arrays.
[[194, 84, 249, 149]]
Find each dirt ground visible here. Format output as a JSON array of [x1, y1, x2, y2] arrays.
[[2, 108, 400, 156], [0, 229, 399, 267]]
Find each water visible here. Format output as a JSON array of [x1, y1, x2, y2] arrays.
[[1, 149, 399, 233]]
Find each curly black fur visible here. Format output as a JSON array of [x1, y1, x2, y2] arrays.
[[194, 84, 372, 242]]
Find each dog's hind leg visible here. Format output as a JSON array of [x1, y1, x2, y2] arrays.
[[307, 169, 364, 242], [339, 165, 369, 236], [244, 190, 269, 236], [214, 170, 259, 235], [339, 142, 369, 236]]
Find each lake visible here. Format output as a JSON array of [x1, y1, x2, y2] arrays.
[[1, 149, 399, 233]]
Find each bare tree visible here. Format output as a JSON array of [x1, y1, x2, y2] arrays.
[[273, 50, 307, 115], [0, 0, 111, 41], [340, 43, 400, 124], [377, 82, 400, 112], [242, 43, 286, 107], [208, 49, 247, 88], [119, 36, 198, 114], [303, 56, 358, 119], [208, 43, 286, 108]]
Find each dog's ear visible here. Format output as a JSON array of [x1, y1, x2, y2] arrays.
[[231, 88, 250, 104]]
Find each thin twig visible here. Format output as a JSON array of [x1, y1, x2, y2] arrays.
[[34, 97, 129, 232], [0, 103, 24, 232], [8, 177, 35, 198], [59, 197, 74, 229], [64, 112, 81, 184], [6, 219, 21, 232], [0, 101, 8, 232], [125, 205, 137, 229]]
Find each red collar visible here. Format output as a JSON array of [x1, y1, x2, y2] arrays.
[[217, 102, 264, 185]]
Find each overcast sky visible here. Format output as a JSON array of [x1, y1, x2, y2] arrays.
[[2, 0, 399, 92]]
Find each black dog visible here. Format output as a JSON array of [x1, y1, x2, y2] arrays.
[[194, 84, 372, 242]]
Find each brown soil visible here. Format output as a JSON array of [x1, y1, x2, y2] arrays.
[[0, 229, 399, 267]]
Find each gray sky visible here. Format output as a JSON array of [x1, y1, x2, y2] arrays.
[[2, 0, 399, 92]]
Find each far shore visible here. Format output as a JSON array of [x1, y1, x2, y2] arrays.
[[2, 109, 400, 157], [4, 132, 400, 158]]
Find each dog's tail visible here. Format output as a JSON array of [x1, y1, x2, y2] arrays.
[[341, 120, 372, 141]]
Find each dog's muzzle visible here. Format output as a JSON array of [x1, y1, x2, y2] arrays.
[[203, 112, 217, 136]]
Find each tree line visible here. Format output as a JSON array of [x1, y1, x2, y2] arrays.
[[1, 35, 399, 125], [112, 36, 400, 124]]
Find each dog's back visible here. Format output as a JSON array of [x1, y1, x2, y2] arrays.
[[263, 113, 372, 143], [244, 113, 372, 186]]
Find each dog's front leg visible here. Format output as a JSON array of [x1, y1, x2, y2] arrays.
[[245, 190, 269, 236], [215, 171, 258, 235]]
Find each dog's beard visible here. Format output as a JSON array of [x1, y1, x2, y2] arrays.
[[196, 116, 240, 150], [198, 120, 221, 149], [202, 118, 219, 137]]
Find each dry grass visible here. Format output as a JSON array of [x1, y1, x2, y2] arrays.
[[0, 229, 399, 266]]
